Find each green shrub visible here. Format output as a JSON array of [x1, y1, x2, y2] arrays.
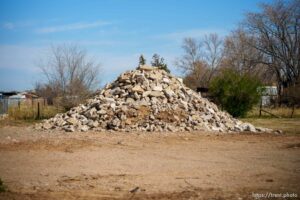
[[210, 69, 262, 117], [0, 178, 7, 193]]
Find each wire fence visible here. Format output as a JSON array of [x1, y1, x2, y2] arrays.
[[0, 98, 62, 120], [0, 98, 47, 114]]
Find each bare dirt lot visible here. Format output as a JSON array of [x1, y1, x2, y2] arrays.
[[0, 126, 299, 199]]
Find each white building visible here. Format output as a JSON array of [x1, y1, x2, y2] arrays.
[[261, 86, 278, 106]]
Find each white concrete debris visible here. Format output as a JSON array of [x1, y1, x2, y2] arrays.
[[36, 65, 271, 133]]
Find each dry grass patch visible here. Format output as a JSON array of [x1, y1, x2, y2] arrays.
[[247, 106, 300, 118], [0, 104, 64, 127], [8, 104, 64, 120], [243, 118, 300, 134]]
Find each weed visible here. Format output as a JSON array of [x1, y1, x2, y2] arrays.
[[0, 178, 7, 193]]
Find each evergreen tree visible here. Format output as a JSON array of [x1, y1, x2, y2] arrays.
[[151, 53, 171, 73], [138, 54, 146, 66]]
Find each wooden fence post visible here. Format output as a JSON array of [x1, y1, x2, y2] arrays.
[[37, 102, 40, 119], [259, 98, 262, 117]]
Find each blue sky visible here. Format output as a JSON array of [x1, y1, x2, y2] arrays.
[[0, 0, 269, 91]]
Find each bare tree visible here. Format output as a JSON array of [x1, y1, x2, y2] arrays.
[[175, 37, 209, 89], [222, 29, 275, 83], [175, 37, 202, 74], [202, 33, 224, 82], [36, 44, 101, 109], [176, 34, 223, 89], [183, 61, 210, 90], [243, 0, 300, 98]]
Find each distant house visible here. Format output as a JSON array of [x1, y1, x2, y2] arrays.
[[8, 93, 26, 99], [0, 91, 18, 99], [0, 91, 39, 100], [0, 91, 40, 114], [23, 91, 39, 99]]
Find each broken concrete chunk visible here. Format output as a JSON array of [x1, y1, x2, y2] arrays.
[[132, 85, 144, 93]]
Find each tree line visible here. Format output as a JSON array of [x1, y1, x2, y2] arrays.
[[176, 0, 299, 105]]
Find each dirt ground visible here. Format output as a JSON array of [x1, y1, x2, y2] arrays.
[[0, 126, 299, 199]]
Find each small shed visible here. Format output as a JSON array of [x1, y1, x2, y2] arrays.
[[0, 91, 40, 114], [261, 86, 278, 106]]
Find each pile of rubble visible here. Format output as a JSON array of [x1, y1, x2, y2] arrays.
[[37, 65, 270, 133]]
